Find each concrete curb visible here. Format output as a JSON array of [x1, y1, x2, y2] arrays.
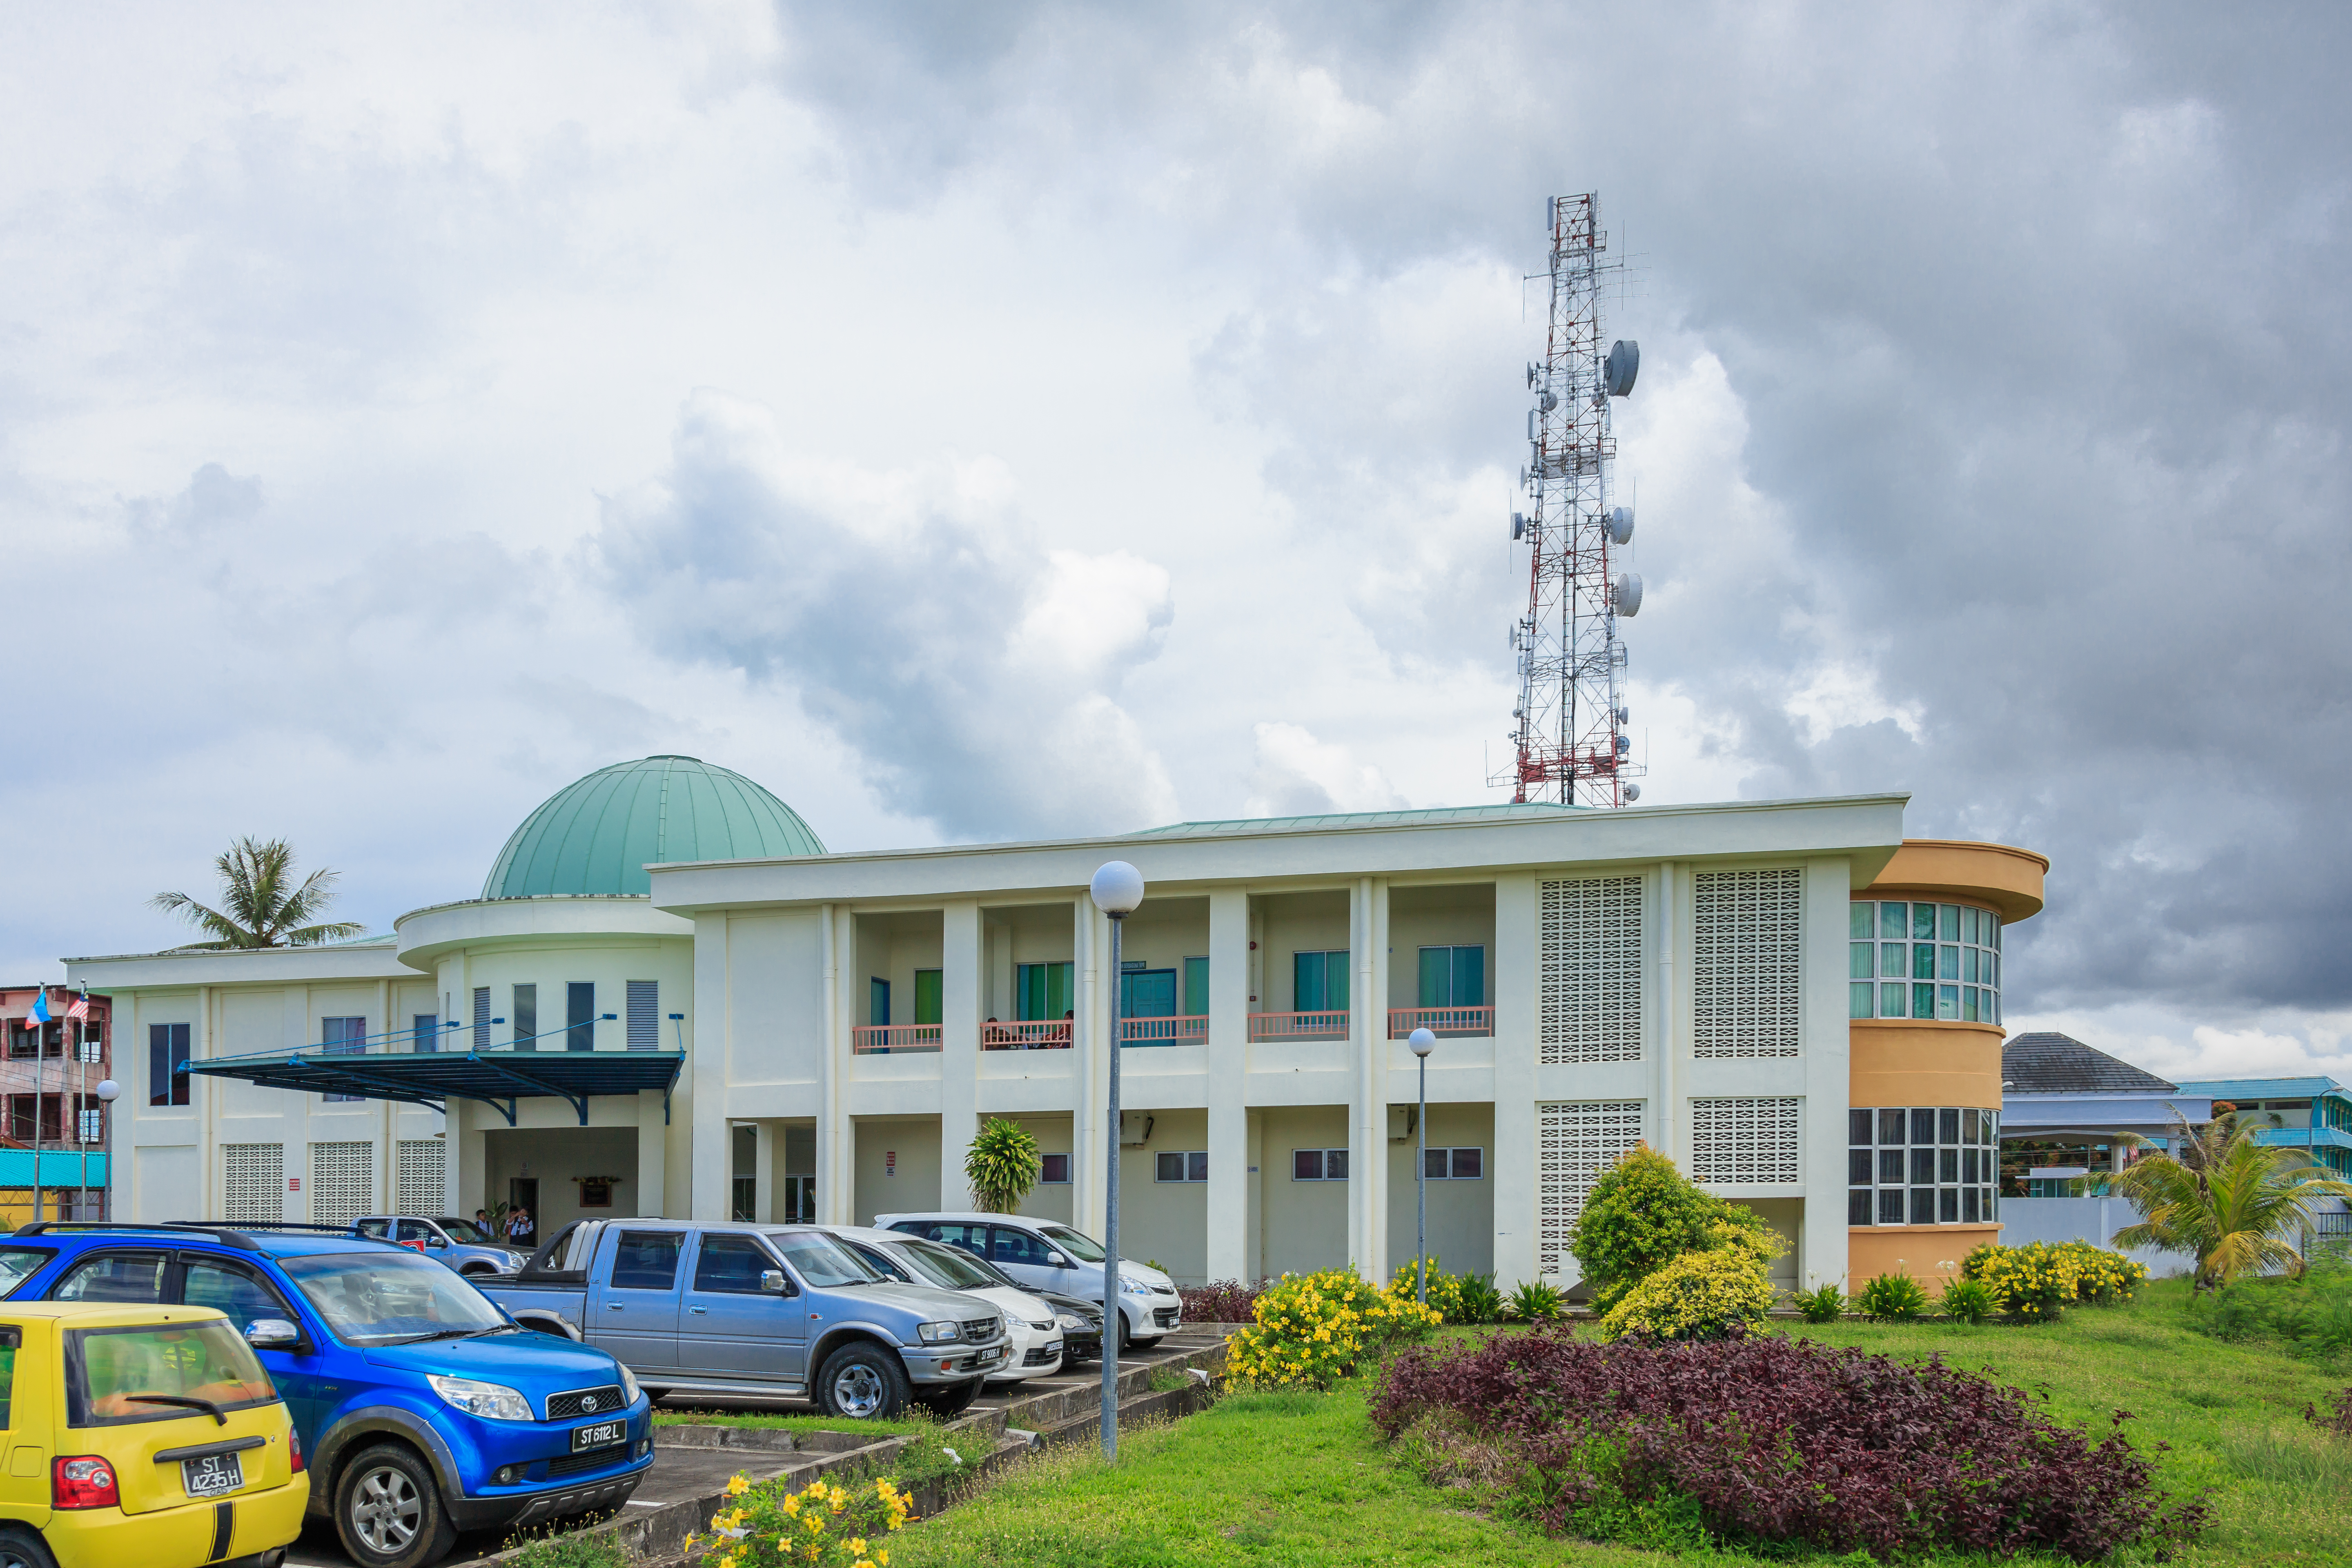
[[472, 1340, 1230, 1568]]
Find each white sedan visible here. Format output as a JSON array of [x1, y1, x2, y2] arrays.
[[827, 1225, 1065, 1385]]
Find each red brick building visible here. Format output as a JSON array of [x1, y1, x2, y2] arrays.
[[0, 985, 112, 1219]]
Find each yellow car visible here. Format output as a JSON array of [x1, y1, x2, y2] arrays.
[[0, 1302, 307, 1568]]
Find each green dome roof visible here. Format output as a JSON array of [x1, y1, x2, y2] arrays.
[[483, 756, 825, 899]]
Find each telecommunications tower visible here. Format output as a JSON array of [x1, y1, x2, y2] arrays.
[[1497, 192, 1646, 807]]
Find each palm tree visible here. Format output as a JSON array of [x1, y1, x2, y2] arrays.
[[150, 837, 367, 949], [2110, 1107, 2352, 1292]]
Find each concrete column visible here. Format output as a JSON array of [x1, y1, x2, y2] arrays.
[[688, 913, 730, 1220], [1802, 857, 1854, 1292], [1655, 862, 1679, 1159], [1204, 888, 1250, 1281], [940, 901, 982, 1210], [1245, 1109, 1265, 1280], [197, 984, 216, 1221], [286, 986, 312, 1224], [1348, 878, 1390, 1280], [1071, 896, 1107, 1238], [458, 1100, 487, 1220], [1491, 873, 1538, 1287], [817, 905, 855, 1225], [441, 959, 464, 1221], [754, 1120, 777, 1223], [636, 1090, 668, 1216]]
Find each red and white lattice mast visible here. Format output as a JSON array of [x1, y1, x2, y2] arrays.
[[1497, 192, 1645, 807]]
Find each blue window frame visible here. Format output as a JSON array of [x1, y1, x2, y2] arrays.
[[321, 1017, 366, 1103], [566, 983, 595, 1051], [148, 1023, 190, 1108]]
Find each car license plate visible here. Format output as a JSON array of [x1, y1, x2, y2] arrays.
[[571, 1419, 627, 1453], [976, 1345, 1002, 1364], [182, 1453, 243, 1499]]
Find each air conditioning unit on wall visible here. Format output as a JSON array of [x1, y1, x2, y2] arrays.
[[1119, 1112, 1154, 1147], [1388, 1106, 1418, 1143]]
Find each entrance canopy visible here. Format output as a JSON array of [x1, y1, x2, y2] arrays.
[[185, 1047, 684, 1126]]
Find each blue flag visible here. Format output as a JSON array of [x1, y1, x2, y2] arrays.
[[23, 991, 49, 1029]]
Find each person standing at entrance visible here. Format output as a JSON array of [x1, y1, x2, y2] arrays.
[[506, 1206, 533, 1250]]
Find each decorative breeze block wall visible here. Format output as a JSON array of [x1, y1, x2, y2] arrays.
[[308, 1140, 376, 1227], [1690, 1096, 1803, 1185], [1536, 1099, 1646, 1276], [1693, 867, 1802, 1058], [1539, 875, 1643, 1063], [220, 1142, 284, 1225], [396, 1138, 446, 1215]]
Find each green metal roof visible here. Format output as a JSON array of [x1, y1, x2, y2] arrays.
[[1130, 802, 1589, 838], [483, 756, 825, 899]]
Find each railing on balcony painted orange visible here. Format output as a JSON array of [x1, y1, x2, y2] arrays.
[[1120, 1015, 1208, 1045], [980, 1021, 1072, 1051], [1247, 1010, 1350, 1042], [852, 1025, 942, 1054], [1388, 1007, 1495, 1038]]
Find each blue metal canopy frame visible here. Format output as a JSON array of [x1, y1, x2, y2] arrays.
[[183, 1047, 685, 1126]]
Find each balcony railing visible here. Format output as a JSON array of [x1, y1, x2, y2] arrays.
[[1388, 1007, 1494, 1039], [1248, 1010, 1349, 1042], [981, 1021, 1072, 1051], [1120, 1015, 1208, 1046], [852, 1025, 942, 1055]]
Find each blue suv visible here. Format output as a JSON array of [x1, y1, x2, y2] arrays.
[[1, 1222, 653, 1568]]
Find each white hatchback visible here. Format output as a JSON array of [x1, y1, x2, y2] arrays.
[[872, 1211, 1183, 1350], [826, 1226, 1065, 1384]]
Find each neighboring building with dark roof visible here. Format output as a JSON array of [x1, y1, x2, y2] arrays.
[[1998, 1031, 2210, 1196]]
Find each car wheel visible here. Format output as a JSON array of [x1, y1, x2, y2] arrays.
[[914, 1379, 980, 1416], [333, 1442, 458, 1568], [1132, 1337, 1164, 1352], [816, 1342, 911, 1421], [0, 1525, 60, 1568]]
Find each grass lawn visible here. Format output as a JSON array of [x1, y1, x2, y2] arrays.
[[883, 1278, 2352, 1567]]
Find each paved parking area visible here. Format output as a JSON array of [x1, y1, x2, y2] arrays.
[[287, 1339, 1217, 1568]]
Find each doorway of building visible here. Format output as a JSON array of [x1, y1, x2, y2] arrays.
[[508, 1177, 539, 1249], [782, 1174, 815, 1221]]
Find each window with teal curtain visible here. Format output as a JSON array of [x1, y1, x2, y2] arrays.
[[1416, 946, 1486, 1007], [1293, 950, 1349, 1011], [1183, 957, 1209, 1016], [1016, 962, 1073, 1021], [913, 970, 943, 1026]]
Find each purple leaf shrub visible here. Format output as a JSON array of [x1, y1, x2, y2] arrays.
[[1371, 1326, 2207, 1561], [1180, 1278, 1267, 1323]]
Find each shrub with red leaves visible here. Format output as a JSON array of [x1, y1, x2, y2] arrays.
[[1372, 1327, 2207, 1561], [1180, 1278, 1267, 1323]]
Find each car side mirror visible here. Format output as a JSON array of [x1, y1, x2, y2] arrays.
[[1046, 1252, 1068, 1267], [428, 1237, 448, 1249], [759, 1270, 788, 1296], [245, 1318, 300, 1349]]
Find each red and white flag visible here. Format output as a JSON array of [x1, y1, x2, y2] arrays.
[[64, 992, 89, 1023]]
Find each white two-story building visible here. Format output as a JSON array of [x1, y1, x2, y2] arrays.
[[74, 754, 2044, 1292]]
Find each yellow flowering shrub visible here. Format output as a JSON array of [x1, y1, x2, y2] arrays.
[[1227, 1267, 1442, 1389], [2057, 1241, 2149, 1303], [1974, 1240, 2081, 1321], [1597, 1247, 1775, 1343], [1389, 1257, 1467, 1322], [686, 1472, 916, 1568]]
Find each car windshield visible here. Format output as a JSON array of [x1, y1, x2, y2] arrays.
[[0, 1249, 52, 1299], [277, 1252, 511, 1346], [71, 1321, 277, 1425], [437, 1219, 497, 1245], [1036, 1225, 1107, 1263], [767, 1232, 881, 1289], [894, 1239, 1000, 1291]]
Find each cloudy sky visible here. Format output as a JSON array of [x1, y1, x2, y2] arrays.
[[3, 2, 2346, 1083]]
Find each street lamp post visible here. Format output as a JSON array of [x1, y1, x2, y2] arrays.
[[93, 1079, 120, 1221], [1089, 860, 1145, 1462], [1408, 1028, 1436, 1306]]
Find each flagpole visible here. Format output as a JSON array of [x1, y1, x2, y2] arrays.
[[75, 986, 88, 1221], [30, 987, 44, 1227]]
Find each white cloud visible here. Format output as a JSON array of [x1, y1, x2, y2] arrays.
[[1244, 722, 1408, 817]]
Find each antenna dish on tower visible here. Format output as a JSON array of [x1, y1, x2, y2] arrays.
[[1605, 340, 1640, 397], [1614, 572, 1643, 617], [1607, 506, 1634, 545]]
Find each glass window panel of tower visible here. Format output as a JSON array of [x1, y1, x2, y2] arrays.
[[1849, 901, 2001, 1022]]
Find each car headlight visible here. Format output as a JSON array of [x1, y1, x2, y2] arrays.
[[617, 1363, 643, 1405], [1055, 1313, 1082, 1330], [916, 1321, 963, 1344], [428, 1374, 533, 1421], [1120, 1278, 1153, 1297], [1029, 1319, 1055, 1332]]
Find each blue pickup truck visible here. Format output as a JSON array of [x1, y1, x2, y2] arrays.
[[481, 1218, 1007, 1419], [0, 1222, 651, 1568]]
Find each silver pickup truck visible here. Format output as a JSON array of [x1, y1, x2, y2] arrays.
[[479, 1218, 1008, 1419]]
